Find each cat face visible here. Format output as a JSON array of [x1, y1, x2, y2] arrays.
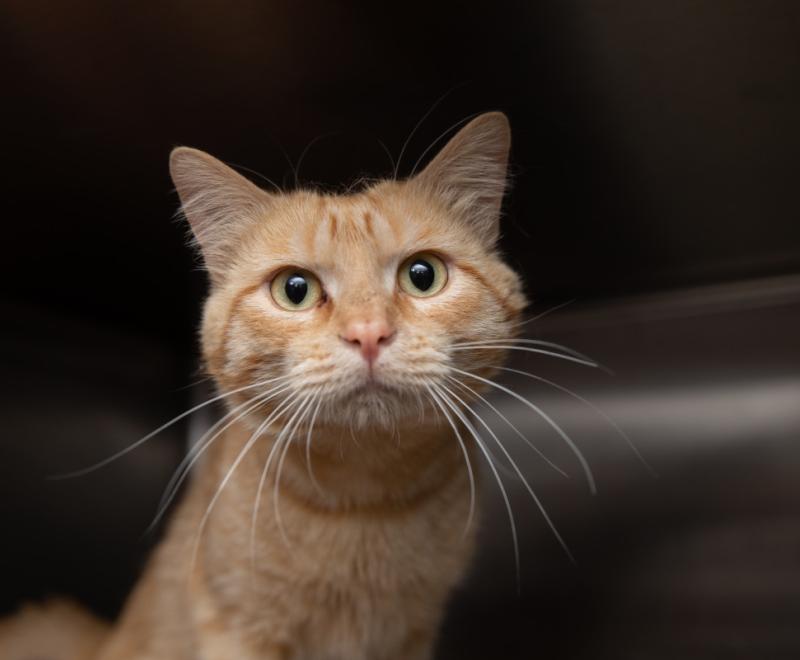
[[171, 113, 526, 430]]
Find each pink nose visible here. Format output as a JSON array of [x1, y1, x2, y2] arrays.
[[341, 319, 395, 365]]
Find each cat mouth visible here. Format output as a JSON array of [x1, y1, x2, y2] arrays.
[[344, 378, 411, 403], [326, 364, 434, 404], [350, 380, 392, 395]]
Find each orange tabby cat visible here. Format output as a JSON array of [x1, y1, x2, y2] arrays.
[[1, 112, 525, 660]]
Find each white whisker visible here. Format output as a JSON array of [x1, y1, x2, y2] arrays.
[[191, 390, 299, 571], [249, 395, 313, 562], [147, 383, 293, 534], [394, 86, 466, 179], [450, 367, 597, 495], [430, 384, 521, 588], [50, 375, 290, 479], [304, 393, 326, 496], [441, 381, 574, 564], [494, 366, 657, 477], [448, 345, 602, 370], [447, 376, 569, 478], [272, 395, 317, 548], [424, 384, 476, 538], [450, 337, 600, 367], [513, 299, 577, 328], [376, 138, 396, 174], [294, 132, 339, 188], [408, 111, 482, 178]]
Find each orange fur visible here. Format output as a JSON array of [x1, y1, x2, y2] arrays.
[[1, 113, 526, 660], [0, 599, 108, 660]]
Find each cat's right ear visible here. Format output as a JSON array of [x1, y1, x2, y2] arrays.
[[169, 147, 273, 283]]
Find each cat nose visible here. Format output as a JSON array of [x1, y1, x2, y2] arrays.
[[341, 319, 396, 365]]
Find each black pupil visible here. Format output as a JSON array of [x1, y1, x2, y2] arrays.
[[285, 274, 308, 305], [409, 260, 435, 291]]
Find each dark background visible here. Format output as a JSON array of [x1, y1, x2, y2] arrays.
[[1, 2, 799, 658]]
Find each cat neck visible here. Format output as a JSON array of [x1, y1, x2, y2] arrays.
[[199, 417, 470, 514]]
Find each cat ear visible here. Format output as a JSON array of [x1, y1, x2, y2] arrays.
[[169, 147, 273, 282], [412, 112, 511, 246]]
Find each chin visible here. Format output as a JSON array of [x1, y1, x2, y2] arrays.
[[321, 380, 430, 431]]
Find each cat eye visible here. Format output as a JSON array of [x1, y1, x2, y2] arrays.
[[398, 253, 448, 298], [270, 268, 323, 311]]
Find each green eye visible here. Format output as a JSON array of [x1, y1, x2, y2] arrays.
[[270, 268, 323, 311], [398, 253, 448, 297]]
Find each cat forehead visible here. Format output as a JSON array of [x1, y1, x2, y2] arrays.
[[305, 195, 400, 256], [254, 187, 450, 268]]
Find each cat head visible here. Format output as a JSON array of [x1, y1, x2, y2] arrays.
[[170, 112, 526, 430]]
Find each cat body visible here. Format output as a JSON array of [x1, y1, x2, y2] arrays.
[[1, 112, 525, 660], [98, 422, 476, 660]]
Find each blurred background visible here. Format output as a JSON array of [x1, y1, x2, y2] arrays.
[[1, 1, 799, 658]]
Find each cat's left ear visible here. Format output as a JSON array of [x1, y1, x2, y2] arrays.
[[412, 112, 511, 246]]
